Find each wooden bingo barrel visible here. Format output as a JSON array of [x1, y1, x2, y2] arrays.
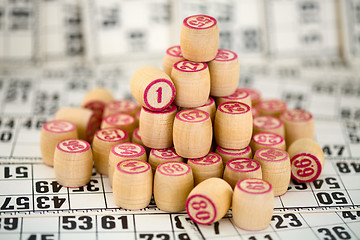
[[208, 49, 239, 97], [154, 161, 194, 212], [186, 178, 232, 225], [81, 87, 114, 119], [194, 97, 217, 124], [163, 45, 185, 76], [287, 138, 325, 183], [223, 158, 262, 189], [173, 109, 212, 158], [243, 87, 261, 106], [92, 128, 129, 175], [108, 143, 147, 186], [280, 109, 314, 147], [139, 104, 177, 149], [101, 113, 136, 136], [40, 120, 78, 167], [215, 145, 252, 166], [232, 178, 274, 231], [130, 66, 176, 111], [54, 139, 93, 187], [215, 88, 252, 107], [257, 99, 287, 118], [188, 152, 224, 185], [131, 128, 150, 155], [214, 102, 252, 149], [254, 148, 291, 196], [103, 99, 139, 118], [148, 147, 183, 173], [113, 159, 152, 210], [251, 132, 286, 152], [180, 15, 219, 62], [171, 60, 210, 108], [253, 115, 285, 137], [55, 107, 100, 142]]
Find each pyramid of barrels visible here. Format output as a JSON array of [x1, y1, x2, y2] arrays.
[[40, 15, 324, 231]]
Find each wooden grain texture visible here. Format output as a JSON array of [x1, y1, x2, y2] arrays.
[[232, 178, 274, 231], [250, 132, 286, 152], [287, 138, 325, 183], [108, 143, 147, 186], [101, 112, 136, 136], [173, 109, 212, 158], [253, 115, 285, 137], [154, 161, 193, 212], [215, 88, 251, 107], [148, 147, 183, 174], [208, 49, 239, 97], [139, 104, 177, 149], [130, 66, 175, 111], [55, 107, 100, 142], [254, 148, 291, 196], [171, 60, 210, 108], [81, 87, 114, 119], [223, 158, 262, 189], [54, 139, 93, 187], [180, 15, 219, 62], [215, 145, 252, 166], [113, 159, 152, 210], [40, 120, 78, 167], [214, 102, 252, 149], [163, 45, 185, 76], [257, 99, 287, 118], [188, 152, 224, 185], [103, 99, 139, 118], [280, 109, 315, 147], [92, 128, 129, 175], [186, 178, 232, 225]]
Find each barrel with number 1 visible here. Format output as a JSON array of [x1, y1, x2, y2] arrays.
[[130, 66, 176, 112]]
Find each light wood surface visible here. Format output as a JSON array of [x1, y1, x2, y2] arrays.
[[148, 147, 184, 174], [188, 152, 224, 185], [214, 102, 252, 149], [180, 15, 219, 62], [254, 148, 291, 196], [55, 107, 100, 142], [139, 104, 177, 149], [40, 120, 78, 167], [215, 88, 252, 107], [253, 115, 285, 137], [280, 109, 315, 147], [113, 159, 152, 210], [101, 112, 136, 136], [163, 45, 185, 76], [130, 66, 175, 111], [92, 128, 129, 175], [108, 142, 147, 186], [173, 109, 212, 158], [154, 161, 194, 212], [208, 49, 239, 97], [54, 139, 93, 187], [251, 132, 286, 152], [186, 178, 233, 225], [171, 60, 210, 108], [103, 99, 139, 118], [215, 145, 252, 166], [287, 138, 325, 183], [232, 178, 274, 231], [257, 99, 287, 118], [223, 158, 262, 189]]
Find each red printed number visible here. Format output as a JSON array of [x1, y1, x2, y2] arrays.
[[294, 158, 315, 177], [182, 111, 202, 121], [62, 140, 84, 151], [191, 201, 210, 221], [188, 16, 212, 28], [162, 164, 184, 174]]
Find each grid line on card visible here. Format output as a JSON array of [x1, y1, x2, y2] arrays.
[[132, 214, 137, 240], [100, 174, 108, 209], [335, 211, 359, 238], [31, 164, 35, 213]]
